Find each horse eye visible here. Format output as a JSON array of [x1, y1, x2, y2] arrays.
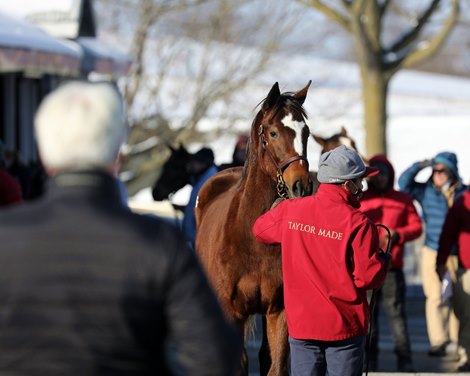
[[269, 131, 278, 138]]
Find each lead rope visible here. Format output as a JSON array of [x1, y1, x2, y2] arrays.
[[364, 223, 392, 376], [276, 171, 289, 199]]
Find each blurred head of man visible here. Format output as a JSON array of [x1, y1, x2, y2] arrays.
[[233, 135, 249, 166], [187, 147, 214, 177], [34, 81, 128, 175]]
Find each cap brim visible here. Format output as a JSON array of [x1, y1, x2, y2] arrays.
[[364, 166, 380, 177]]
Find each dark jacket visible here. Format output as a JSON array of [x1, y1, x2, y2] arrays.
[[0, 171, 241, 376], [398, 161, 467, 250]]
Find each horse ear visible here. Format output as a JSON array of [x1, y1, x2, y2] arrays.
[[165, 142, 175, 153], [339, 126, 348, 137], [262, 82, 281, 112], [293, 80, 312, 105], [312, 134, 326, 147]]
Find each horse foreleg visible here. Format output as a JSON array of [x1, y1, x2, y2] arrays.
[[262, 310, 289, 376]]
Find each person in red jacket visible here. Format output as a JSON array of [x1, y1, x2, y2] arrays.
[[253, 145, 390, 376], [0, 140, 23, 207], [360, 154, 423, 372], [437, 188, 470, 372]]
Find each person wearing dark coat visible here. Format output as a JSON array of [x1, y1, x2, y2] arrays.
[[0, 81, 241, 376], [0, 140, 23, 207]]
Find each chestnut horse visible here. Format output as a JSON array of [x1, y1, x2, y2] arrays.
[[195, 82, 312, 376], [310, 126, 365, 193], [312, 126, 363, 157]]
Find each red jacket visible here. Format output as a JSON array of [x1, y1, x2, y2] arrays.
[[437, 190, 470, 269], [253, 184, 387, 341], [360, 156, 422, 269]]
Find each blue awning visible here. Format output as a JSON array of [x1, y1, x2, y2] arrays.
[[0, 13, 82, 76]]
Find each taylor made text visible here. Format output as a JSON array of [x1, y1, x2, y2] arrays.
[[287, 221, 343, 240]]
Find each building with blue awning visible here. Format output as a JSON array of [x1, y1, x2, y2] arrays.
[[0, 0, 132, 163]]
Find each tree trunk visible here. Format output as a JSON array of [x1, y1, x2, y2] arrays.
[[361, 68, 389, 156]]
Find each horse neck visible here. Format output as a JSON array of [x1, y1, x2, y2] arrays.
[[239, 145, 278, 216], [235, 114, 279, 215]]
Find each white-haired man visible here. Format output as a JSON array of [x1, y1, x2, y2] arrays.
[[0, 81, 241, 375]]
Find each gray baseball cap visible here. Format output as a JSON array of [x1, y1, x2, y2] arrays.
[[317, 145, 379, 184]]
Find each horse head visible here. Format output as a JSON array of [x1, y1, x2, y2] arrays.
[[308, 127, 368, 195], [312, 126, 356, 153], [152, 144, 191, 201], [249, 81, 313, 198]]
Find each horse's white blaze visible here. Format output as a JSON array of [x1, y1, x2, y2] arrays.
[[281, 113, 305, 165], [339, 136, 354, 150]]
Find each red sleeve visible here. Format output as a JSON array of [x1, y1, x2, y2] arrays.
[[351, 220, 387, 290], [253, 203, 285, 245], [395, 200, 422, 244], [437, 198, 462, 266]]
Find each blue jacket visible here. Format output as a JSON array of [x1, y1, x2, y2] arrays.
[[183, 165, 218, 246], [398, 162, 467, 250]]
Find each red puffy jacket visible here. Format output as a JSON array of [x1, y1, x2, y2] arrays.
[[253, 184, 387, 341], [360, 155, 422, 269]]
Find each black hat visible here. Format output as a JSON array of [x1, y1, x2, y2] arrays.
[[193, 147, 214, 164]]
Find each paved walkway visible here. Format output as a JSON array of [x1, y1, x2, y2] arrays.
[[247, 284, 468, 375]]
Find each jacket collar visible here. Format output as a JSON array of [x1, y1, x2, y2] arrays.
[[316, 183, 361, 209], [48, 170, 124, 205]]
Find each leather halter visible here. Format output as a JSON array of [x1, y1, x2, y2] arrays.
[[258, 124, 309, 198]]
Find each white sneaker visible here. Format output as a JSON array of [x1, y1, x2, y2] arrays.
[[456, 346, 468, 367]]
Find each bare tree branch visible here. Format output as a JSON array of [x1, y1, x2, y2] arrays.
[[350, 0, 367, 16], [123, 0, 212, 109], [385, 0, 459, 77], [378, 0, 392, 20], [301, 0, 461, 155], [298, 0, 351, 30], [387, 0, 441, 54]]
